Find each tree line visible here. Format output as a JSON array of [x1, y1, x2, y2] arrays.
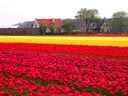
[[14, 8, 128, 34], [54, 8, 128, 33], [74, 8, 128, 33]]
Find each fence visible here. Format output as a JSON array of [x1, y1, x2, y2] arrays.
[[0, 28, 41, 35]]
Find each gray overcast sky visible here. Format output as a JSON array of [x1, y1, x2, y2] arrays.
[[0, 0, 127, 27]]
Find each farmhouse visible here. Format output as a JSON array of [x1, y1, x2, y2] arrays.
[[32, 18, 62, 33], [62, 18, 112, 33], [78, 21, 87, 32], [83, 18, 112, 33], [100, 18, 112, 33]]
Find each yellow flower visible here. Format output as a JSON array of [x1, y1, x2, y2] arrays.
[[0, 36, 128, 47]]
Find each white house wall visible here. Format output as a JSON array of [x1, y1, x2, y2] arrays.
[[33, 20, 40, 28]]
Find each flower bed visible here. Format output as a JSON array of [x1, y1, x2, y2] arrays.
[[0, 36, 128, 47], [0, 50, 128, 96], [0, 36, 128, 96], [0, 43, 128, 60]]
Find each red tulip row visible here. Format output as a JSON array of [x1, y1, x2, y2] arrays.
[[0, 74, 99, 96], [0, 50, 128, 96], [0, 43, 128, 60], [60, 34, 128, 37]]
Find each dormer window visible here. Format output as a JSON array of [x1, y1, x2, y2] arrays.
[[42, 24, 47, 26], [50, 23, 54, 26], [52, 18, 55, 23]]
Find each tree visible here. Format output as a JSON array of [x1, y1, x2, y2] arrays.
[[112, 11, 128, 18], [49, 25, 55, 34], [62, 22, 74, 33], [75, 8, 100, 32], [57, 28, 61, 34], [112, 11, 128, 33], [40, 24, 47, 35]]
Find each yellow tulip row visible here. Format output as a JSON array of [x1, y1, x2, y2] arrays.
[[0, 36, 128, 47]]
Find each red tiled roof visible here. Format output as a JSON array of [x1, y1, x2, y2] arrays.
[[36, 19, 62, 28]]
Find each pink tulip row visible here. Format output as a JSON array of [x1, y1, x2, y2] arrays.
[[0, 43, 128, 60], [0, 50, 128, 95]]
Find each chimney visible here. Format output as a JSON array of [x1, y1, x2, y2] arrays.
[[52, 18, 55, 23]]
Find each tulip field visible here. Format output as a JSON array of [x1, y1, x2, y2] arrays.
[[0, 35, 128, 96]]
